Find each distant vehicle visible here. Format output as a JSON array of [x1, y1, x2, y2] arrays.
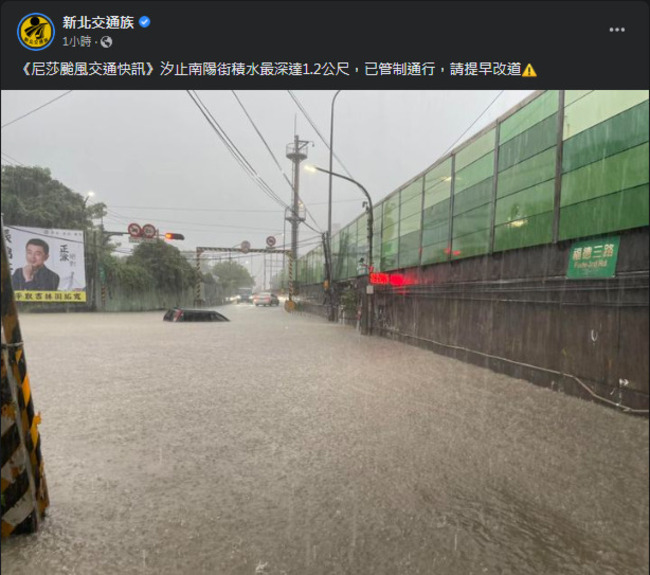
[[235, 287, 254, 304], [163, 308, 229, 322], [254, 292, 279, 307]]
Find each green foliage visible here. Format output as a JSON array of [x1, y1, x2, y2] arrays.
[[211, 260, 254, 295], [102, 254, 153, 292], [340, 286, 359, 315], [1, 165, 106, 229], [202, 272, 216, 285], [129, 240, 199, 292]]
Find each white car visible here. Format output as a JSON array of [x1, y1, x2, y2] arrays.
[[253, 292, 280, 306]]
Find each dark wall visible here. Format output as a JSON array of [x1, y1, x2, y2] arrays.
[[301, 228, 649, 412]]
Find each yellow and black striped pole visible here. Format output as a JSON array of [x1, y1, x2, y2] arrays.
[[1, 222, 49, 537], [288, 252, 294, 302], [194, 248, 202, 307], [284, 251, 295, 312]]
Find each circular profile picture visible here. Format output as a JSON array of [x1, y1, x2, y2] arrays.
[[17, 13, 55, 51]]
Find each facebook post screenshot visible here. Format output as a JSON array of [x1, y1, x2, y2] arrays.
[[1, 1, 648, 574]]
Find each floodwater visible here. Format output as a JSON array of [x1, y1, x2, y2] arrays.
[[1, 305, 648, 574]]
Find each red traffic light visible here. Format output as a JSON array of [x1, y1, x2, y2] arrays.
[[164, 233, 185, 240]]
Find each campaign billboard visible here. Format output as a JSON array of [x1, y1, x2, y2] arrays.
[[5, 225, 87, 303]]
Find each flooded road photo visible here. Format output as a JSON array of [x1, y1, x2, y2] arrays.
[[1, 305, 648, 574]]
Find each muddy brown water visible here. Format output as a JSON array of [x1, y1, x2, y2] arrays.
[[1, 306, 648, 574]]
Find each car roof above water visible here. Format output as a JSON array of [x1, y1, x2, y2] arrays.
[[163, 308, 230, 322]]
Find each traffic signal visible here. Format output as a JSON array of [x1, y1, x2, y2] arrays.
[[164, 233, 185, 240]]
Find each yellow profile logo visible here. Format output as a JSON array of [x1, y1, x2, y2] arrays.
[[18, 13, 55, 51]]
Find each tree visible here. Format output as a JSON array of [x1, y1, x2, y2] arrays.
[[102, 253, 153, 293], [211, 260, 254, 296], [1, 165, 106, 229], [129, 239, 199, 293]]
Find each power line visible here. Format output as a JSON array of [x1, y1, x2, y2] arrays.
[[442, 91, 505, 155], [106, 246, 133, 255], [1, 152, 24, 166], [310, 198, 366, 206], [297, 91, 508, 264], [232, 90, 323, 233], [287, 91, 354, 178], [187, 90, 322, 236], [1, 91, 73, 130], [107, 200, 360, 212], [299, 197, 323, 234], [104, 209, 281, 233], [286, 91, 355, 232], [231, 90, 294, 190], [110, 205, 283, 213], [199, 92, 322, 240], [187, 90, 288, 209], [288, 91, 330, 150], [102, 220, 285, 240]]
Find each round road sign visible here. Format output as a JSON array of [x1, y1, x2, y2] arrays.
[[266, 235, 277, 248], [128, 223, 142, 238], [142, 224, 157, 239], [241, 240, 251, 253]]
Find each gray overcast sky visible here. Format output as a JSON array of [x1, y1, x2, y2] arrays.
[[1, 89, 533, 282]]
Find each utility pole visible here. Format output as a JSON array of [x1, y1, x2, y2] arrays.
[[285, 134, 309, 268]]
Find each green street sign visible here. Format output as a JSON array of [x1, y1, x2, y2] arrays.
[[566, 236, 620, 279]]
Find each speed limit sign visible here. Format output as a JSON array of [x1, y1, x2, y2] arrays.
[[128, 223, 142, 237], [266, 236, 276, 248]]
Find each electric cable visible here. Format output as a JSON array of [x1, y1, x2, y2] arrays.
[[287, 90, 354, 178], [105, 209, 282, 233], [187, 90, 322, 236], [231, 90, 294, 189], [110, 205, 283, 213], [442, 90, 505, 155], [1, 152, 24, 166], [187, 91, 289, 208], [232, 90, 323, 233], [2, 91, 73, 130]]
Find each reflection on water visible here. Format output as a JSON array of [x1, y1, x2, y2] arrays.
[[2, 309, 648, 574]]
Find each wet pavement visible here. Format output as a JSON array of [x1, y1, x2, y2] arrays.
[[1, 305, 648, 574]]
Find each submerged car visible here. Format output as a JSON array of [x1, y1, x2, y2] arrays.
[[253, 292, 279, 307], [163, 308, 229, 322]]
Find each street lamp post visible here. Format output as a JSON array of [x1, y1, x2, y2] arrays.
[[305, 165, 374, 335], [327, 90, 342, 322]]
